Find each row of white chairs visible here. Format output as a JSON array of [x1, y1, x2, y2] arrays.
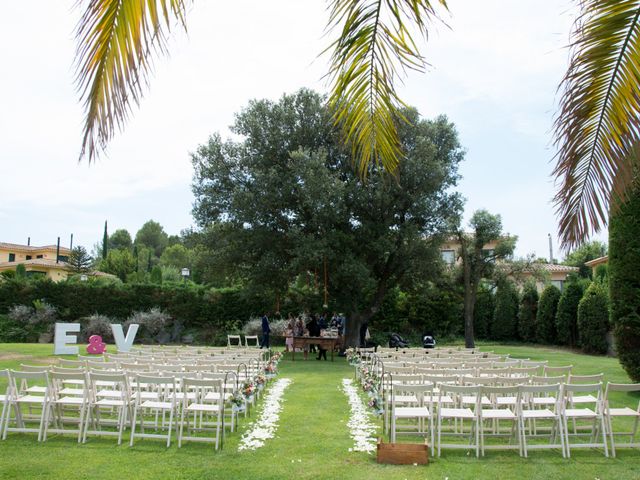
[[388, 380, 640, 458], [0, 365, 268, 449]]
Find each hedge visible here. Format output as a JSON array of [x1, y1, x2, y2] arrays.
[[518, 281, 538, 342], [609, 185, 640, 380], [577, 282, 610, 354], [474, 286, 495, 339], [555, 281, 584, 347], [536, 284, 561, 344], [492, 279, 519, 341]]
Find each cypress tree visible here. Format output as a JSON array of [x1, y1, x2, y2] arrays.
[[537, 284, 561, 344], [518, 281, 538, 342], [492, 279, 519, 341], [102, 220, 108, 260], [556, 281, 584, 347]]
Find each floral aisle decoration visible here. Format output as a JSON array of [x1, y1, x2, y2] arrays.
[[346, 347, 360, 365], [255, 374, 266, 391], [341, 378, 379, 453], [242, 380, 256, 402], [238, 378, 292, 451], [264, 362, 277, 378], [367, 395, 384, 416], [228, 389, 246, 413]]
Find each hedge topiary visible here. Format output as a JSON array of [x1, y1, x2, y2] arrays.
[[492, 279, 519, 341], [518, 281, 538, 342], [555, 281, 584, 347], [577, 281, 610, 354], [609, 185, 640, 380], [474, 286, 495, 339], [536, 284, 561, 344]]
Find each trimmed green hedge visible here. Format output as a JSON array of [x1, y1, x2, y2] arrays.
[[577, 282, 610, 354], [518, 281, 538, 342], [474, 286, 495, 339], [492, 279, 519, 341], [537, 285, 561, 344], [609, 186, 640, 380], [556, 281, 584, 347]]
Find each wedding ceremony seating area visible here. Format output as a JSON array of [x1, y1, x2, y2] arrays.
[[0, 345, 281, 450], [354, 347, 640, 459]]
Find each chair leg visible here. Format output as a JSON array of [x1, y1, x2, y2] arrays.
[[166, 408, 174, 448], [178, 406, 186, 448], [130, 406, 138, 447]]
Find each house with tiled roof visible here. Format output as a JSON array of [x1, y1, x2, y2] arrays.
[[0, 242, 71, 281]]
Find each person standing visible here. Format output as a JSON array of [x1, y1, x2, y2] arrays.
[[285, 314, 295, 352], [260, 312, 271, 349]]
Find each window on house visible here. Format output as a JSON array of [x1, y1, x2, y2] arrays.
[[441, 250, 456, 265], [36, 255, 43, 259], [57, 255, 68, 262], [551, 280, 564, 292], [8, 253, 15, 262], [26, 255, 32, 260]]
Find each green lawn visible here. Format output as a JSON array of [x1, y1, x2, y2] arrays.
[[0, 343, 639, 479]]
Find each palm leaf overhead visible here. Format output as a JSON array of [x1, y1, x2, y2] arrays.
[[553, 0, 640, 249], [325, 0, 446, 177], [75, 0, 190, 162]]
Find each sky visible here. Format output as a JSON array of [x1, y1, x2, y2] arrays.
[[0, 0, 607, 260]]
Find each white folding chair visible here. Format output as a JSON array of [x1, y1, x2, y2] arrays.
[[479, 385, 522, 456], [562, 382, 608, 457], [3, 370, 50, 441], [519, 383, 565, 457], [244, 335, 259, 348], [130, 374, 177, 447], [0, 370, 10, 439], [43, 370, 89, 442], [227, 335, 242, 348], [543, 365, 573, 378], [84, 371, 132, 445], [603, 382, 640, 457], [178, 378, 225, 450], [390, 383, 435, 455], [436, 384, 480, 457]]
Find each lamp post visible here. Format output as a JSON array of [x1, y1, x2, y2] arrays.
[[181, 268, 190, 283]]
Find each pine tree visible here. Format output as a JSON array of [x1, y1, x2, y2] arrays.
[[102, 220, 108, 260], [67, 246, 93, 274]]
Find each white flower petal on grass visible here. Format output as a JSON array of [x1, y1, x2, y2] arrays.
[[238, 378, 292, 451], [341, 378, 379, 453]]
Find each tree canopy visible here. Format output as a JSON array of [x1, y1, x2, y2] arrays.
[[135, 220, 169, 257], [191, 89, 464, 345]]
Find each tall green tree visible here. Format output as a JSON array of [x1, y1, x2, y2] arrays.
[[102, 220, 108, 260], [491, 278, 519, 341], [160, 244, 192, 270], [577, 281, 610, 354], [109, 229, 133, 251], [457, 210, 517, 348], [518, 280, 539, 342], [135, 220, 168, 257], [609, 183, 640, 380], [67, 246, 93, 274], [555, 280, 585, 347], [100, 249, 136, 281], [191, 89, 463, 346], [537, 284, 561, 344], [563, 241, 607, 278]]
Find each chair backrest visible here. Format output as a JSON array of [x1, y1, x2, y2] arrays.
[[605, 382, 640, 394], [519, 383, 563, 411], [227, 335, 242, 347], [531, 375, 566, 385], [183, 377, 224, 405], [480, 385, 521, 409], [19, 364, 51, 372], [568, 373, 604, 384], [391, 374, 422, 385], [244, 335, 259, 347], [439, 383, 480, 407], [563, 382, 603, 410], [10, 369, 50, 395], [392, 383, 434, 404], [59, 358, 85, 367], [543, 365, 573, 377]]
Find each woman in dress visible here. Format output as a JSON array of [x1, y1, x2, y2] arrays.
[[285, 314, 295, 352]]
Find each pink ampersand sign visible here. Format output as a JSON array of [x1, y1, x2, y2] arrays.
[[86, 334, 107, 354]]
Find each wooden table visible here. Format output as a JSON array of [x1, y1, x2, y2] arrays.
[[291, 336, 342, 361]]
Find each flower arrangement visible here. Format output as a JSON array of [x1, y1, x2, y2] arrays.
[[270, 351, 283, 363], [255, 374, 266, 390], [367, 395, 384, 416], [228, 390, 245, 412], [264, 362, 277, 377], [242, 380, 256, 400], [346, 347, 360, 365]]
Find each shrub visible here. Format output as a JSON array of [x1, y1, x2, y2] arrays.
[[536, 285, 561, 344], [609, 185, 640, 380], [6, 301, 57, 342], [474, 286, 494, 339], [577, 282, 610, 354], [81, 313, 116, 343], [518, 281, 538, 342], [491, 279, 519, 341], [125, 308, 171, 343], [555, 281, 584, 347]]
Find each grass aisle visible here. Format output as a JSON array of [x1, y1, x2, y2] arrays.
[[0, 344, 640, 479]]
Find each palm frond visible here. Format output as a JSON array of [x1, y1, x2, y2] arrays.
[[74, 0, 190, 162], [325, 0, 447, 177], [553, 0, 640, 249]]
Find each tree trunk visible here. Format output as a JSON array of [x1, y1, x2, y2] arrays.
[[461, 236, 476, 349]]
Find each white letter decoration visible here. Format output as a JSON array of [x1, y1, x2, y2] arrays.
[[111, 323, 139, 352], [54, 323, 80, 355]]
